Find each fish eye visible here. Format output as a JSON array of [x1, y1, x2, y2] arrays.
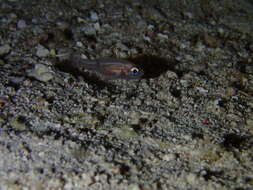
[[130, 67, 140, 76]]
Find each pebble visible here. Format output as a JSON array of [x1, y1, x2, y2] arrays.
[[129, 111, 141, 125], [196, 87, 208, 94], [0, 44, 11, 56], [245, 64, 253, 74], [8, 77, 25, 88], [17, 20, 27, 29], [217, 27, 225, 36], [128, 184, 140, 190], [157, 33, 168, 40], [203, 33, 219, 48], [26, 64, 54, 82], [0, 97, 9, 107], [162, 153, 176, 161], [183, 12, 194, 19], [184, 54, 194, 62], [90, 11, 99, 21], [9, 116, 28, 131], [0, 59, 5, 65], [225, 87, 237, 97], [180, 79, 189, 87], [56, 20, 70, 30], [76, 41, 84, 47], [186, 173, 198, 185], [113, 126, 138, 139], [93, 22, 100, 31], [164, 70, 178, 79], [36, 44, 50, 57], [191, 63, 206, 73], [194, 41, 205, 52], [248, 43, 253, 53], [246, 119, 253, 128], [82, 24, 97, 35], [143, 35, 151, 42]]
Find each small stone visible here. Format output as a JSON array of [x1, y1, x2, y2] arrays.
[[245, 64, 253, 74], [27, 64, 54, 82], [0, 97, 9, 107], [143, 35, 151, 42], [183, 12, 194, 19], [186, 173, 198, 185], [90, 11, 99, 21], [191, 63, 206, 73], [246, 119, 253, 127], [195, 42, 205, 52], [136, 18, 147, 29], [81, 173, 93, 186], [93, 22, 100, 31], [204, 33, 219, 48], [49, 49, 56, 56], [113, 126, 138, 139], [180, 79, 189, 87], [56, 21, 70, 30], [0, 59, 5, 64], [129, 111, 141, 125], [248, 43, 253, 53], [217, 27, 225, 36], [133, 98, 142, 106], [128, 184, 140, 190], [9, 116, 28, 131], [184, 54, 194, 61], [76, 41, 84, 47], [0, 44, 11, 56], [196, 87, 208, 93], [147, 24, 154, 30], [36, 44, 50, 57], [164, 70, 178, 79], [81, 53, 88, 59], [82, 24, 96, 35], [77, 17, 86, 23], [17, 19, 27, 29], [157, 33, 168, 40], [248, 101, 253, 109], [162, 153, 176, 161], [8, 77, 25, 88], [9, 13, 17, 19], [116, 42, 129, 51], [226, 87, 237, 97]]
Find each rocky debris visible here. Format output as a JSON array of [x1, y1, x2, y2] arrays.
[[26, 64, 54, 82], [0, 44, 11, 56], [36, 45, 50, 57]]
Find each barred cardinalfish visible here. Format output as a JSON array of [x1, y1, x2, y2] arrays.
[[67, 54, 144, 80]]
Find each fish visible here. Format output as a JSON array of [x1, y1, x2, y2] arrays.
[[68, 54, 144, 80]]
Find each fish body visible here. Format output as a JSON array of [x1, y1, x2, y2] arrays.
[[69, 55, 143, 80]]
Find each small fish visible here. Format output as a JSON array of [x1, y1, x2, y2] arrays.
[[68, 54, 144, 80]]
